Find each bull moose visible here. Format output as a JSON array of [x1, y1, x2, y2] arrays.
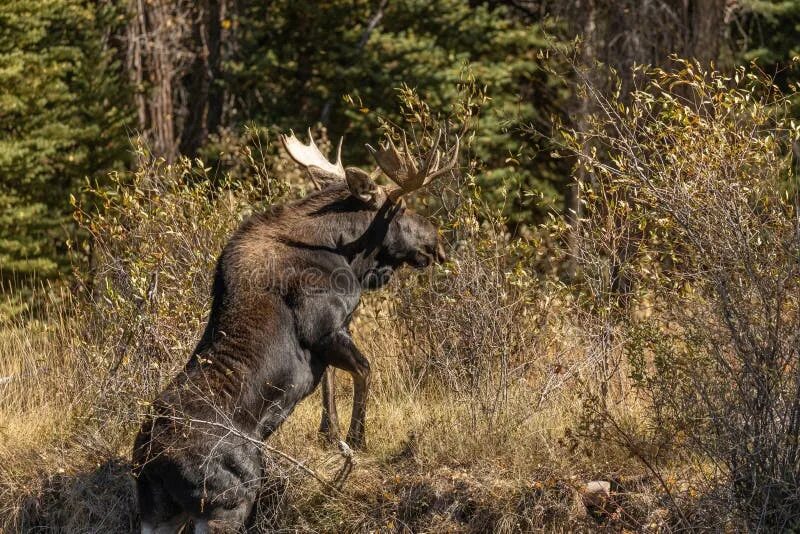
[[132, 128, 458, 533]]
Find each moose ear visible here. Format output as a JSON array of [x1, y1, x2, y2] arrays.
[[345, 167, 381, 206]]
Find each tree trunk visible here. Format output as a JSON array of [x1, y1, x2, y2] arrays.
[[207, 0, 224, 135], [565, 0, 595, 281], [125, 0, 193, 161], [179, 0, 225, 157], [686, 0, 726, 65]]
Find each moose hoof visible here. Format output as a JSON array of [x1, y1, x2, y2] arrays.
[[318, 420, 341, 446], [318, 429, 341, 447]]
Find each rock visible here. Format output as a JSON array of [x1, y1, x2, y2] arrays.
[[579, 480, 615, 520]]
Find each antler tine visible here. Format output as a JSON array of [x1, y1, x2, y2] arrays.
[[402, 131, 411, 159], [367, 127, 459, 198], [422, 134, 460, 185], [426, 148, 441, 176], [400, 131, 419, 177], [423, 129, 443, 174], [366, 133, 407, 187], [280, 128, 346, 183], [335, 136, 343, 169]]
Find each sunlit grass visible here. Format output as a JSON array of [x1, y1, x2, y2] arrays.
[[0, 290, 657, 531]]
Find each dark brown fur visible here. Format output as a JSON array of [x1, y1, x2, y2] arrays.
[[132, 180, 444, 533]]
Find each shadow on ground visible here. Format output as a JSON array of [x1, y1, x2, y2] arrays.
[[16, 457, 138, 533], [13, 456, 293, 533]]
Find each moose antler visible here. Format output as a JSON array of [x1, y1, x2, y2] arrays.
[[366, 129, 459, 200], [281, 129, 345, 187]]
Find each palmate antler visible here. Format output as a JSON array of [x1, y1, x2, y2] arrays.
[[366, 128, 459, 200], [280, 129, 345, 188]]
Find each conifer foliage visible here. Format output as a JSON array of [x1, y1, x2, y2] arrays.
[[0, 0, 130, 293]]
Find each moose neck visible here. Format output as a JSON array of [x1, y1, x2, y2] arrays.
[[278, 186, 400, 285]]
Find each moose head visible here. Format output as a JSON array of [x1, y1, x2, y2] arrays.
[[280, 128, 457, 287], [280, 128, 458, 447]]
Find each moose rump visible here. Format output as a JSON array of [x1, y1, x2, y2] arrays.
[[134, 289, 322, 531]]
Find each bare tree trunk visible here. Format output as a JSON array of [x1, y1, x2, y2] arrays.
[[206, 0, 225, 135], [127, 0, 147, 133], [686, 0, 726, 64], [565, 0, 595, 281], [150, 1, 177, 161], [125, 0, 193, 161], [179, 3, 210, 157], [179, 0, 226, 156]]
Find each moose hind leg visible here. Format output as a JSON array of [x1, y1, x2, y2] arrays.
[[314, 328, 371, 449], [346, 364, 371, 449], [141, 514, 187, 534], [318, 367, 341, 443], [192, 442, 262, 533], [138, 471, 188, 533], [194, 500, 255, 534]]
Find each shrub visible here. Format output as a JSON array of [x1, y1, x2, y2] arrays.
[[562, 59, 800, 529]]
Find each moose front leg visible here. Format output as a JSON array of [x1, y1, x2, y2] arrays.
[[318, 368, 341, 443], [314, 329, 371, 449]]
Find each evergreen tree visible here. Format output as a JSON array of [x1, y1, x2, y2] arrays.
[[0, 0, 130, 296], [227, 0, 568, 225], [735, 0, 800, 68]]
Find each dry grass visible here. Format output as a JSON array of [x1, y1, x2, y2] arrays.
[[0, 143, 681, 533], [3, 65, 797, 533], [0, 276, 675, 533]]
